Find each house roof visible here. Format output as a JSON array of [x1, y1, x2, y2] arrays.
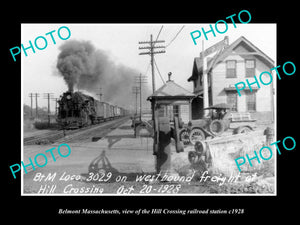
[[147, 80, 195, 100], [187, 36, 275, 82], [188, 56, 218, 81]]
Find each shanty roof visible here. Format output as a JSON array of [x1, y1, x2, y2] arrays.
[[188, 36, 275, 82], [147, 80, 195, 100]]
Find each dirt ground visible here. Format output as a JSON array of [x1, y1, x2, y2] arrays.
[[22, 119, 276, 195]]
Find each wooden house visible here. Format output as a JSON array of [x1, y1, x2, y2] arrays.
[[187, 36, 275, 122]]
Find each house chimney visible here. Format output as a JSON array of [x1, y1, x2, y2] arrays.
[[224, 36, 229, 46], [168, 72, 172, 82]]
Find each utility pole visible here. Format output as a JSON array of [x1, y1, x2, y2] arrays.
[[139, 34, 165, 93], [200, 37, 228, 117], [96, 87, 103, 102], [132, 87, 140, 116], [52, 98, 59, 116], [44, 93, 54, 126], [135, 74, 147, 120], [28, 93, 34, 118], [34, 93, 40, 118], [202, 40, 209, 117]]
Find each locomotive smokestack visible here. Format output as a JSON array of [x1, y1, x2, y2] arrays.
[[68, 84, 74, 93]]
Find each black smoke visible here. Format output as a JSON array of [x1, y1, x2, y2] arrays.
[[56, 40, 150, 108]]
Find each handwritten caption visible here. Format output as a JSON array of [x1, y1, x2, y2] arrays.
[[10, 143, 71, 179], [31, 169, 257, 194]]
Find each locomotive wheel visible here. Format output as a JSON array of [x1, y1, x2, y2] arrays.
[[209, 119, 225, 136], [179, 129, 191, 145], [189, 128, 205, 145]]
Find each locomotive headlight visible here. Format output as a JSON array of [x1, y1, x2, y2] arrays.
[[66, 95, 72, 100]]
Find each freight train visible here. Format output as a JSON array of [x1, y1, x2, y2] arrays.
[[57, 91, 127, 129]]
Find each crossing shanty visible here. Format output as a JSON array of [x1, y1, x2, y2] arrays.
[[147, 73, 195, 175]]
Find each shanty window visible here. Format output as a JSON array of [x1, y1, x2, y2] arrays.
[[226, 60, 236, 78], [246, 92, 256, 111], [245, 59, 256, 77], [157, 105, 167, 117], [158, 105, 181, 120], [173, 105, 180, 118]]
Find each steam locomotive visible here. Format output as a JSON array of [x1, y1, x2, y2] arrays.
[[57, 91, 127, 129]]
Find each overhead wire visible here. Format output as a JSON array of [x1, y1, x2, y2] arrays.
[[154, 58, 166, 84], [141, 25, 166, 86], [144, 61, 150, 76], [153, 25, 186, 84], [154, 25, 164, 43], [153, 25, 166, 84], [140, 26, 163, 78], [165, 25, 185, 48]]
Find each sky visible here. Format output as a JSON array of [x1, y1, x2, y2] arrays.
[[21, 23, 276, 112]]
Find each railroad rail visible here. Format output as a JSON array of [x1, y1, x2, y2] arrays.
[[24, 117, 129, 145], [55, 117, 129, 144]]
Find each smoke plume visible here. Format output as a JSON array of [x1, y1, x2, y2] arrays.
[[56, 40, 150, 108]]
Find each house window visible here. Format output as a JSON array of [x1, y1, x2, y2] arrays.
[[246, 92, 256, 111], [226, 60, 236, 78], [245, 59, 256, 77], [227, 92, 237, 111]]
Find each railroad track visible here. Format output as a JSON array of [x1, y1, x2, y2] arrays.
[[24, 131, 64, 145], [24, 117, 129, 145], [55, 117, 129, 144]]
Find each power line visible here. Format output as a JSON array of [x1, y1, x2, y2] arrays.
[[43, 93, 54, 126], [132, 86, 140, 115], [155, 25, 164, 43], [139, 35, 166, 93], [96, 87, 103, 102], [165, 25, 185, 48], [29, 93, 40, 118], [51, 97, 59, 116], [144, 62, 150, 76], [28, 93, 34, 118], [135, 74, 148, 120], [154, 58, 166, 84]]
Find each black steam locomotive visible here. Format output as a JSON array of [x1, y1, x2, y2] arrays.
[[57, 91, 127, 129]]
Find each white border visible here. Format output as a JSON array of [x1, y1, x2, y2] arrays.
[[21, 23, 277, 196]]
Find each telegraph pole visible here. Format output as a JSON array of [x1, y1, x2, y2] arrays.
[[34, 93, 40, 118], [200, 37, 228, 117], [44, 93, 54, 126], [135, 74, 147, 120], [52, 98, 59, 116], [28, 93, 34, 118], [132, 87, 140, 116], [202, 40, 209, 117], [150, 35, 156, 93], [97, 87, 103, 102], [139, 35, 165, 93]]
